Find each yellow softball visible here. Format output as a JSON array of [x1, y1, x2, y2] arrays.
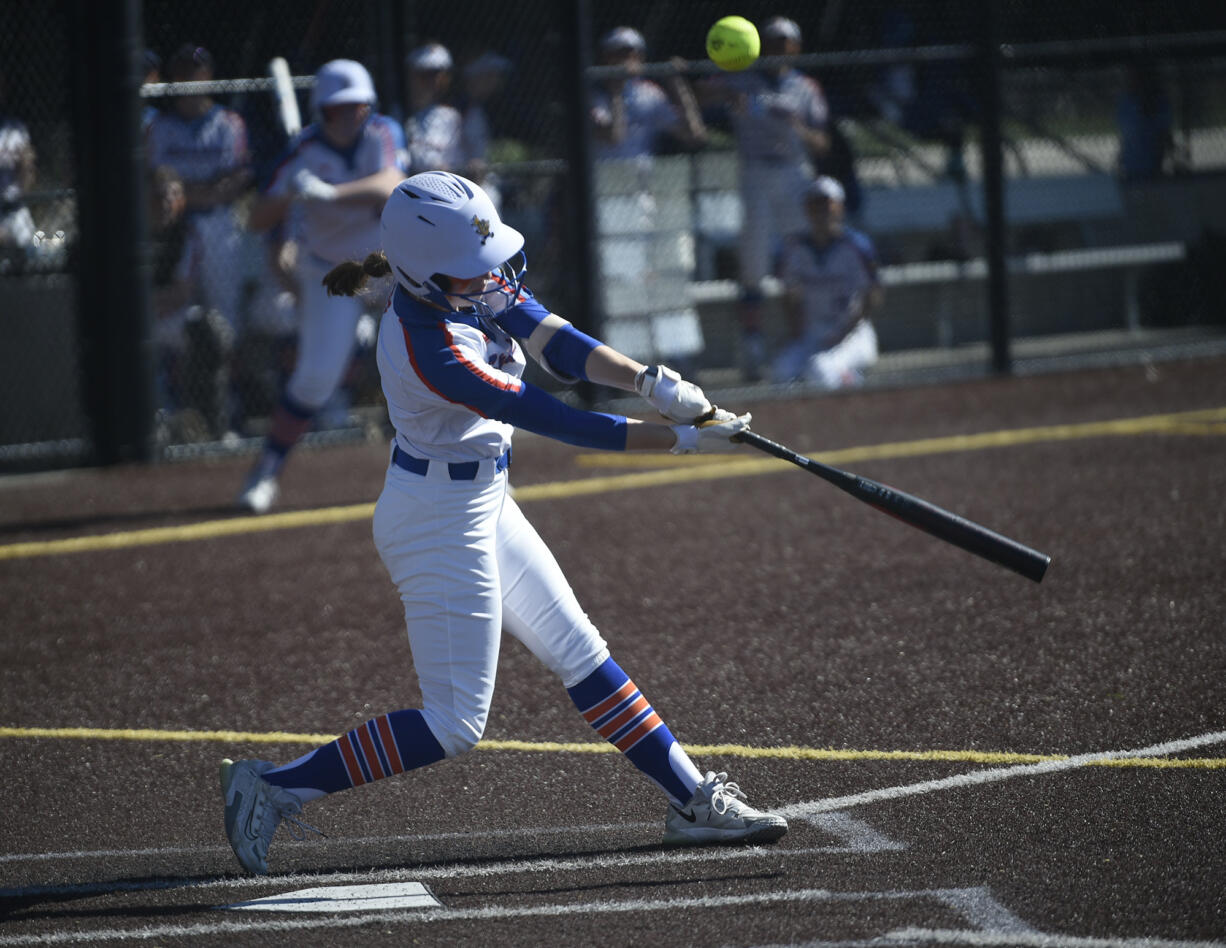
[[706, 16, 761, 71]]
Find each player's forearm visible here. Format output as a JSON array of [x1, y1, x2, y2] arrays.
[[331, 167, 406, 203], [623, 418, 680, 451], [583, 344, 646, 393]]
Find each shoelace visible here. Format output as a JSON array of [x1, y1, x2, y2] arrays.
[[707, 773, 748, 816], [281, 811, 326, 842], [261, 788, 326, 844]]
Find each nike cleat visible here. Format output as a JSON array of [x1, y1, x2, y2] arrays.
[[663, 771, 788, 845], [219, 758, 322, 875]]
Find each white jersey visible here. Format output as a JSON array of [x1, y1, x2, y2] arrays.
[[265, 114, 407, 265], [0, 117, 32, 206], [377, 290, 524, 463], [722, 68, 828, 166], [590, 79, 679, 160], [779, 227, 879, 347], [405, 103, 463, 171], [146, 104, 249, 185]]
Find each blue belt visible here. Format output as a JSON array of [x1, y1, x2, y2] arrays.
[[392, 444, 511, 481]]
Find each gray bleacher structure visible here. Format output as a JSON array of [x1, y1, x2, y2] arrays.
[[592, 144, 1226, 375]]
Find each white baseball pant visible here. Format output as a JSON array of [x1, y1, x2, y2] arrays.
[[285, 253, 366, 410], [372, 458, 610, 758]]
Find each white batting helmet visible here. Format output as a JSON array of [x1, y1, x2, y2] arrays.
[[311, 59, 377, 113], [381, 171, 525, 309]]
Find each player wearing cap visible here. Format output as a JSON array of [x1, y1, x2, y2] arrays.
[[237, 59, 407, 513], [699, 16, 832, 380], [218, 170, 787, 875], [590, 26, 706, 161], [771, 176, 882, 388], [404, 43, 463, 173]]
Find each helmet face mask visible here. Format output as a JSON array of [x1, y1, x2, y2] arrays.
[[382, 172, 525, 313]]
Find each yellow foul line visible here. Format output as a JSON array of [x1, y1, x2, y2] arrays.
[[0, 726, 1222, 769], [2, 406, 1223, 562]]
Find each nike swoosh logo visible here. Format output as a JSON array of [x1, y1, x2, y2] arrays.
[[226, 789, 262, 842], [671, 806, 697, 823]]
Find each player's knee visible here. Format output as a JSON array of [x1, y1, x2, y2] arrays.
[[421, 707, 485, 758]]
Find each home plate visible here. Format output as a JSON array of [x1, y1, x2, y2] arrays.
[[224, 881, 440, 912]]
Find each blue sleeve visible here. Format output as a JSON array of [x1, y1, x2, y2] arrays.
[[403, 316, 628, 450], [496, 291, 603, 382], [502, 384, 628, 451]]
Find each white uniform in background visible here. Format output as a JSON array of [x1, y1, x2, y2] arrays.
[[147, 103, 251, 333], [263, 108, 407, 409], [773, 224, 881, 388], [722, 67, 829, 290]]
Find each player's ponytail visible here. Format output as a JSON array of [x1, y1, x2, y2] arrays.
[[322, 251, 392, 297]]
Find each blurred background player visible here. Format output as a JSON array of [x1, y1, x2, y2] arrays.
[[404, 43, 462, 173], [0, 66, 37, 254], [771, 176, 882, 389], [589, 26, 707, 375], [140, 48, 162, 133], [219, 170, 786, 876], [146, 44, 253, 438], [699, 16, 831, 381], [589, 26, 706, 161], [237, 59, 407, 514], [147, 163, 234, 442], [459, 50, 513, 207]]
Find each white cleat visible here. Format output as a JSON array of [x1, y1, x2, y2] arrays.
[[237, 474, 279, 515], [663, 771, 788, 845], [219, 758, 321, 875]]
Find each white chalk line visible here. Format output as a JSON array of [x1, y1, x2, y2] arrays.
[[776, 729, 1226, 819], [0, 844, 837, 902], [0, 887, 1002, 946], [884, 930, 1225, 948]]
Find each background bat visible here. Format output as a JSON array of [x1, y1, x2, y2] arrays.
[[733, 429, 1051, 583], [269, 56, 301, 137]]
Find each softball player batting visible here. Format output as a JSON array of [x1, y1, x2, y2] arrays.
[[238, 59, 408, 513], [220, 171, 787, 874]]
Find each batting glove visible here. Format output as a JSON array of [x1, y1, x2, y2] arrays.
[[634, 364, 712, 423], [292, 169, 338, 202], [670, 411, 751, 454]]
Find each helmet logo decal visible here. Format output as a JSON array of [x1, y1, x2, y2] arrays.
[[471, 214, 493, 244]]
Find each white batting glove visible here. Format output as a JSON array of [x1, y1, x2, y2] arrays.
[[634, 364, 712, 424], [670, 411, 751, 455], [292, 169, 338, 202]]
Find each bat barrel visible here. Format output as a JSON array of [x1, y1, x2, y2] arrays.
[[735, 430, 1051, 583]]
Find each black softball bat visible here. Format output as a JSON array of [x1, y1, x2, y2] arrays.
[[733, 429, 1051, 583]]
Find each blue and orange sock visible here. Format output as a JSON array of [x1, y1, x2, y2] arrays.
[[263, 709, 446, 802], [567, 657, 702, 806]]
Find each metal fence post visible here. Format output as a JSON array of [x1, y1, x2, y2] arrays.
[[69, 0, 154, 464], [980, 0, 1011, 375], [561, 0, 599, 406]]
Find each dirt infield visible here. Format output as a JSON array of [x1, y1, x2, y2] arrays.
[[2, 355, 1224, 945]]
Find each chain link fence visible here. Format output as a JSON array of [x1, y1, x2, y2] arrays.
[[3, 1, 1226, 470]]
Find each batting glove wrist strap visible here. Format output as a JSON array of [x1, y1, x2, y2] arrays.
[[635, 364, 712, 424]]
